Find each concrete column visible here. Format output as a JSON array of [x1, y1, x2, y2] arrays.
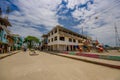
[[52, 45, 54, 51], [69, 45, 71, 51], [65, 45, 67, 51], [57, 44, 59, 51], [72, 45, 74, 51]]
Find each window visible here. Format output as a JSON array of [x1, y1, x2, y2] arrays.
[[69, 38, 72, 42], [51, 38, 53, 42], [73, 39, 76, 42], [59, 29, 62, 32], [55, 29, 57, 33], [51, 31, 53, 35], [63, 30, 67, 33], [48, 34, 50, 37], [54, 36, 57, 41], [48, 39, 50, 43], [59, 37, 65, 41], [78, 40, 82, 43]]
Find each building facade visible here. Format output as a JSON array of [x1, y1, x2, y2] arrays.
[[0, 26, 8, 44], [42, 25, 92, 51], [0, 17, 23, 53], [41, 34, 48, 50], [0, 17, 11, 53], [12, 34, 23, 50]]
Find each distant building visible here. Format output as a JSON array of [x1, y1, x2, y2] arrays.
[[41, 25, 92, 51], [12, 34, 23, 50]]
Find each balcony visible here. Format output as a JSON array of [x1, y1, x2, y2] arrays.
[[59, 31, 83, 39]]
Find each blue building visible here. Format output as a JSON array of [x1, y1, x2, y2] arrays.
[[12, 34, 23, 50]]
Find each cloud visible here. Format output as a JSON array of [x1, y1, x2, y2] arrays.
[[9, 25, 42, 38], [0, 0, 119, 46], [3, 0, 61, 38], [73, 0, 120, 46]]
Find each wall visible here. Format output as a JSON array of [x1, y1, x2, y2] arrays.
[[0, 29, 8, 44], [48, 28, 83, 46], [47, 27, 84, 51]]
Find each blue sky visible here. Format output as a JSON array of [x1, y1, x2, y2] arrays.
[[0, 0, 120, 46]]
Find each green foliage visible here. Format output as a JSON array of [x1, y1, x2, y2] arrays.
[[24, 36, 40, 49], [24, 36, 39, 43]]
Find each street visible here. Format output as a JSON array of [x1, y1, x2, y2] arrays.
[[0, 51, 120, 80]]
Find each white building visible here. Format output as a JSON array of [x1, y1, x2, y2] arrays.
[[45, 25, 91, 51]]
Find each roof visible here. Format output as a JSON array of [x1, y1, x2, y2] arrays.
[[0, 17, 11, 26], [48, 25, 87, 39]]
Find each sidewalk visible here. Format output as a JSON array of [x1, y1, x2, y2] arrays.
[[84, 50, 120, 56], [46, 51, 120, 69], [64, 50, 120, 55], [63, 50, 120, 61], [0, 51, 19, 60]]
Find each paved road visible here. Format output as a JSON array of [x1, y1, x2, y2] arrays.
[[0, 51, 120, 80]]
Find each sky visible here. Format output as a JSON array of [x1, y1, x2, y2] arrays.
[[0, 0, 120, 46]]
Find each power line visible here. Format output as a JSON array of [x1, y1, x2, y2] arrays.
[[81, 0, 120, 26]]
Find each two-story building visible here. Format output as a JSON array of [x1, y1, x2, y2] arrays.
[[7, 34, 23, 51], [43, 25, 91, 51], [11, 34, 23, 50]]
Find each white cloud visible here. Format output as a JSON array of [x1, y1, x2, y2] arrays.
[[73, 0, 120, 46], [71, 0, 95, 21], [9, 0, 61, 38], [72, 9, 83, 20], [9, 25, 42, 38], [5, 0, 120, 46], [67, 0, 79, 9], [67, 0, 90, 9]]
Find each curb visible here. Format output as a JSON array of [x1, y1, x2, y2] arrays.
[[64, 52, 120, 61], [0, 51, 19, 60], [46, 51, 120, 69], [57, 54, 120, 69]]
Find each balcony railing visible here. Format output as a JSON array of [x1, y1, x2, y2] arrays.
[[59, 31, 83, 40]]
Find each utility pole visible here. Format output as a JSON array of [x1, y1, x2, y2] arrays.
[[82, 26, 83, 35], [114, 22, 120, 47]]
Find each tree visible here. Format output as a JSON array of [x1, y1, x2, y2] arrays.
[[24, 36, 40, 49]]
